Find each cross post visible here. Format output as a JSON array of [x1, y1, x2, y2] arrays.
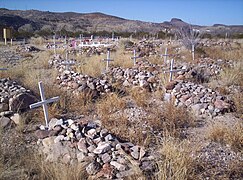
[[164, 59, 185, 82], [29, 81, 59, 128], [130, 49, 141, 66], [192, 44, 195, 61], [102, 49, 113, 71]]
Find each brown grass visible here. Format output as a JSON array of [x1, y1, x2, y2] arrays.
[[155, 137, 195, 180], [206, 121, 243, 152], [232, 93, 243, 117], [130, 87, 150, 108], [219, 61, 243, 87], [147, 101, 195, 138]]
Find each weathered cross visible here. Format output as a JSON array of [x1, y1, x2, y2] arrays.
[[191, 44, 195, 61], [29, 81, 59, 128], [164, 59, 185, 82], [102, 49, 113, 71], [53, 35, 56, 56], [161, 47, 178, 64], [130, 49, 141, 66], [0, 68, 7, 71], [60, 52, 76, 70]]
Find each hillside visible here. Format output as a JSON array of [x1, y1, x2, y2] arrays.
[[0, 8, 243, 35]]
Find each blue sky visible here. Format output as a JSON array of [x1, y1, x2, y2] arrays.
[[1, 0, 243, 26]]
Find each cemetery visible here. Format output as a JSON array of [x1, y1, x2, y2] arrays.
[[0, 8, 242, 180]]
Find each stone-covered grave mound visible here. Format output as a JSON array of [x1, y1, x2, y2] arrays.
[[0, 78, 36, 128], [49, 55, 113, 97], [164, 80, 233, 117], [49, 54, 234, 117], [36, 118, 155, 179]]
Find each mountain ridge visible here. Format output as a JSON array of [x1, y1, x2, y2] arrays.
[[0, 8, 242, 36]]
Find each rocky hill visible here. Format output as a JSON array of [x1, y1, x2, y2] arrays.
[[0, 8, 243, 35]]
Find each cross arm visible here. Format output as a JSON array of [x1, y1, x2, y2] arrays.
[[29, 96, 60, 109]]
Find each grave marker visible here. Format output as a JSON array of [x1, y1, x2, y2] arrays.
[[53, 35, 56, 56], [164, 59, 185, 82], [29, 81, 59, 128], [130, 49, 141, 66], [192, 44, 195, 61], [161, 47, 178, 64], [61, 51, 76, 70], [102, 49, 113, 71]]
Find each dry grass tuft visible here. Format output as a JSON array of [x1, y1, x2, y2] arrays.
[[130, 87, 150, 108], [206, 121, 243, 152], [148, 101, 195, 138], [27, 155, 88, 180], [232, 93, 243, 117], [156, 137, 195, 180], [219, 61, 243, 87]]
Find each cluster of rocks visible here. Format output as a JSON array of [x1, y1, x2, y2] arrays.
[[125, 40, 163, 57], [189, 58, 234, 82], [164, 80, 232, 116], [36, 118, 154, 179], [199, 39, 232, 48], [104, 60, 188, 91], [0, 48, 21, 65], [0, 78, 36, 128], [56, 70, 113, 97]]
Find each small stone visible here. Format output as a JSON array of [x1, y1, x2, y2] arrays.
[[35, 130, 50, 139], [101, 153, 111, 163], [93, 142, 111, 154], [110, 161, 126, 171], [86, 161, 101, 175], [131, 146, 139, 159], [0, 103, 9, 111], [0, 116, 11, 128], [48, 118, 59, 130], [77, 138, 88, 153], [54, 135, 65, 143]]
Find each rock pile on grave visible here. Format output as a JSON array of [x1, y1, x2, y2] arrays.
[[125, 40, 162, 57], [188, 58, 233, 82], [0, 78, 36, 127], [104, 60, 188, 91], [56, 70, 113, 97], [36, 118, 154, 179], [164, 80, 233, 117], [49, 56, 113, 97]]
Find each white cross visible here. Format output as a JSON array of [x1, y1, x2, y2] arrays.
[[53, 35, 56, 56], [164, 59, 185, 82], [130, 49, 141, 66], [29, 81, 59, 128], [161, 47, 178, 64], [192, 44, 195, 61], [60, 52, 76, 70], [102, 49, 113, 71]]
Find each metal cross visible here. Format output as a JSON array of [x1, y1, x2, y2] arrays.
[[29, 81, 59, 128], [164, 59, 185, 82], [102, 49, 113, 71], [130, 49, 141, 66], [161, 47, 178, 64]]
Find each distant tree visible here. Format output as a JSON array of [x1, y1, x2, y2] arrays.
[[177, 25, 201, 50]]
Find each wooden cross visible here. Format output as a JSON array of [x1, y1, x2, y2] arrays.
[[164, 59, 185, 82], [102, 49, 113, 71], [29, 81, 59, 128], [130, 49, 141, 66]]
